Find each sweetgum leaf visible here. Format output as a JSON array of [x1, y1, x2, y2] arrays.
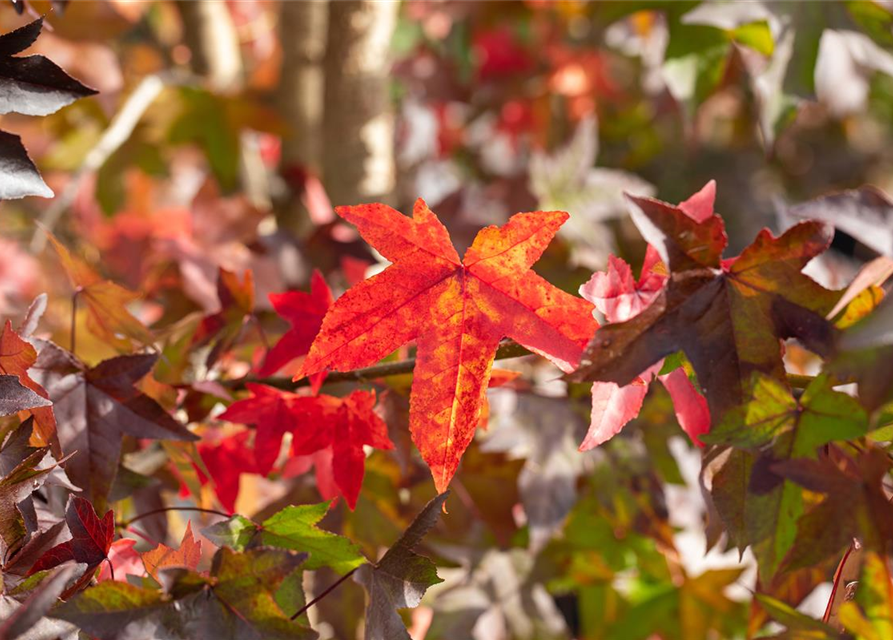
[[260, 269, 333, 377], [0, 320, 56, 447], [570, 190, 839, 423], [0, 18, 96, 117], [140, 522, 202, 581], [785, 185, 893, 258], [31, 342, 197, 508], [203, 502, 365, 575], [219, 385, 393, 508], [0, 130, 52, 199], [354, 492, 448, 640], [28, 495, 114, 578], [0, 446, 55, 558], [775, 449, 893, 571], [45, 232, 154, 351], [50, 581, 166, 640], [703, 373, 867, 580], [152, 547, 316, 640], [0, 565, 80, 640], [0, 375, 51, 417], [298, 199, 597, 492]]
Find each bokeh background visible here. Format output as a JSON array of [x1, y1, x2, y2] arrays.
[[3, 1, 893, 638]]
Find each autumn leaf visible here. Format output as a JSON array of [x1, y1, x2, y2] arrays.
[[774, 448, 893, 571], [96, 538, 144, 582], [203, 501, 366, 575], [0, 17, 96, 117], [140, 522, 202, 581], [49, 581, 167, 640], [197, 429, 257, 513], [703, 373, 867, 580], [219, 384, 393, 509], [0, 320, 56, 447], [45, 232, 153, 351], [570, 183, 840, 423], [0, 565, 80, 640], [354, 492, 448, 640], [0, 375, 51, 418], [259, 269, 333, 380], [192, 268, 255, 368], [579, 241, 709, 449], [298, 199, 597, 492], [28, 495, 113, 583], [0, 441, 58, 558], [31, 341, 197, 508]]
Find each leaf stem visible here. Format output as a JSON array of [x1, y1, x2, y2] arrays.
[[291, 567, 358, 620], [226, 339, 533, 392], [117, 506, 232, 529], [70, 287, 80, 355]]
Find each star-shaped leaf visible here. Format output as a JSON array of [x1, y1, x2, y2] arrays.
[[0, 17, 96, 117], [146, 547, 314, 640], [28, 495, 113, 583], [0, 441, 58, 558], [354, 492, 448, 640], [579, 240, 709, 449], [703, 373, 867, 580], [219, 385, 393, 509], [298, 199, 597, 492], [774, 448, 893, 571], [141, 521, 202, 581], [259, 269, 333, 379], [202, 501, 365, 575], [570, 185, 840, 423], [31, 341, 197, 508], [45, 232, 153, 351]]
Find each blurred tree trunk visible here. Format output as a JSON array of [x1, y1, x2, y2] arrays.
[[176, 0, 271, 210], [322, 0, 398, 207], [176, 0, 243, 92], [275, 0, 329, 235]]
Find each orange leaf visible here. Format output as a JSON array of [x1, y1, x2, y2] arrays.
[[141, 522, 203, 581], [0, 320, 56, 447], [45, 231, 153, 351], [298, 199, 597, 492]]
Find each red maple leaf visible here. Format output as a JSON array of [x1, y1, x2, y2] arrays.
[[219, 384, 393, 509], [29, 496, 114, 577], [258, 269, 333, 384], [297, 199, 597, 492], [578, 185, 714, 449]]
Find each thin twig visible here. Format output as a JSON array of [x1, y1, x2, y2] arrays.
[[70, 287, 80, 355], [226, 340, 533, 392], [31, 74, 169, 253], [117, 506, 231, 529], [291, 567, 359, 620]]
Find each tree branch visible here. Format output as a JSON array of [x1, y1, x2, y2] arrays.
[[225, 339, 535, 392]]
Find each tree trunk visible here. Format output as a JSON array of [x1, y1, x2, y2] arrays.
[[275, 0, 329, 235], [322, 0, 398, 207], [176, 0, 270, 210], [176, 0, 243, 93]]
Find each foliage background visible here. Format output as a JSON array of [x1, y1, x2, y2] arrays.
[[2, 1, 893, 639]]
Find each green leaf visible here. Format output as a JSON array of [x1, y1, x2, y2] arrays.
[[754, 593, 836, 633], [703, 374, 867, 581], [202, 514, 257, 549], [730, 21, 774, 56], [202, 502, 366, 575]]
